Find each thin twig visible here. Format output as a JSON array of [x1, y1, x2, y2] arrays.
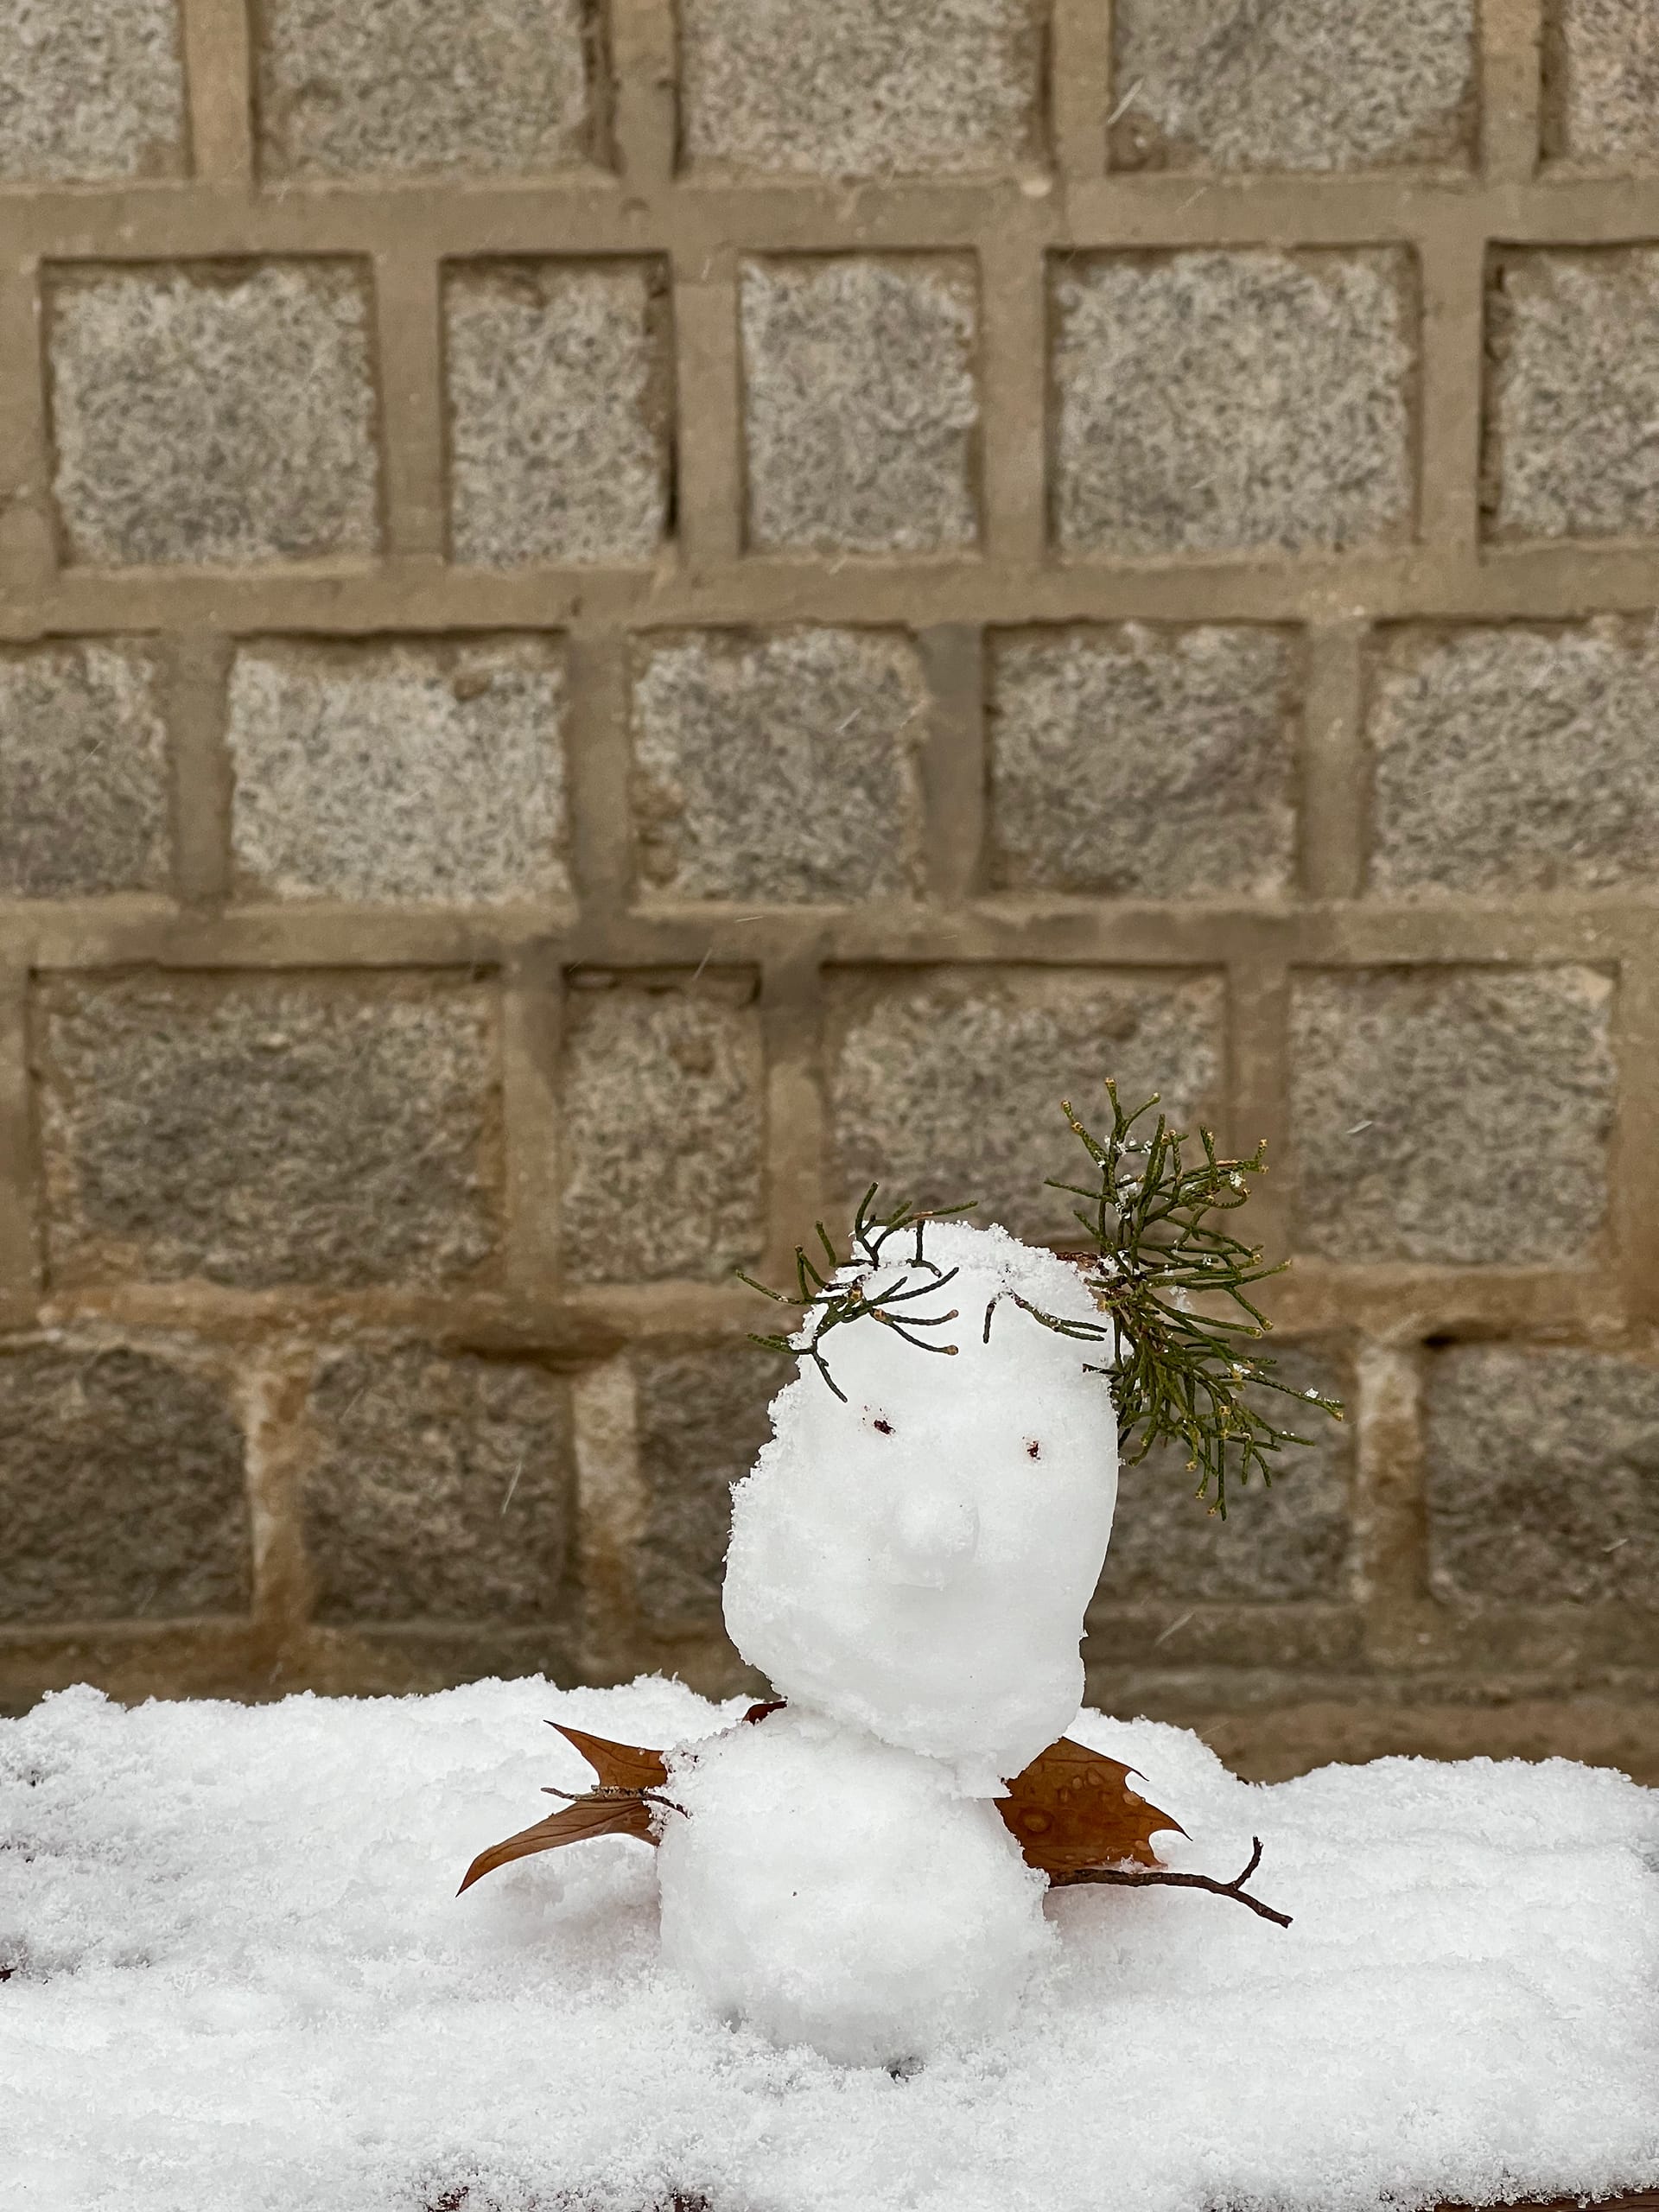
[[541, 1783, 687, 1820], [1050, 1836, 1292, 1929]]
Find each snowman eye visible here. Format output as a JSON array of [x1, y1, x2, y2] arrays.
[[1026, 1440, 1041, 1460], [869, 1414, 894, 1436]]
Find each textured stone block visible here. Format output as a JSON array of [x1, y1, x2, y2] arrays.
[[0, 0, 185, 181], [303, 1348, 572, 1624], [229, 638, 568, 906], [1053, 251, 1414, 557], [681, 0, 1039, 176], [1290, 969, 1615, 1265], [631, 629, 926, 904], [1369, 621, 1659, 896], [0, 1345, 248, 1623], [36, 975, 500, 1290], [1427, 1347, 1659, 1605], [1095, 1350, 1352, 1602], [988, 626, 1296, 898], [1485, 251, 1659, 542], [0, 642, 171, 899], [1111, 0, 1474, 173], [561, 975, 764, 1283], [47, 263, 379, 569], [741, 257, 979, 555], [257, 0, 591, 179], [446, 262, 671, 568], [1548, 0, 1659, 168], [828, 969, 1224, 1243], [634, 1343, 780, 1632]]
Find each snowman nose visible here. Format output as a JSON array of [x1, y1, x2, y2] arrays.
[[884, 1488, 981, 1588]]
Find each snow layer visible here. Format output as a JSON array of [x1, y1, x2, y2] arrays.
[[4, 1676, 1657, 2212], [724, 1219, 1119, 1785], [658, 1706, 1052, 2066]]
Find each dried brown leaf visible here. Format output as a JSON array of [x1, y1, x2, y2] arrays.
[[547, 1723, 669, 1793], [999, 1736, 1185, 1876], [457, 1792, 655, 1895], [459, 1712, 1187, 1906]]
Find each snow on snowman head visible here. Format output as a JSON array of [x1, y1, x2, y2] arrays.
[[724, 1209, 1118, 1787]]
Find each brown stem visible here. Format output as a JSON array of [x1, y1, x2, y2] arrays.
[[541, 1784, 688, 1820], [1050, 1836, 1293, 1929]]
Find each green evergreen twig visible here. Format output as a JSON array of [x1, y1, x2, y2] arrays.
[[738, 1084, 1342, 1515], [1009, 1080, 1343, 1516], [736, 1185, 976, 1402]]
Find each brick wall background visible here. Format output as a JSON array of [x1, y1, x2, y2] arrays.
[[3, 0, 1658, 1782]]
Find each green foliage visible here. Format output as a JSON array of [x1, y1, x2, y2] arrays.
[[1034, 1081, 1343, 1517], [739, 1081, 1342, 1516], [737, 1185, 975, 1404]]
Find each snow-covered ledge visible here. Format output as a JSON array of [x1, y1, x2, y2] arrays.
[[4, 1674, 1656, 2212]]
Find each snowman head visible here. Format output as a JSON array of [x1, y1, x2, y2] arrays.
[[722, 1216, 1119, 1789]]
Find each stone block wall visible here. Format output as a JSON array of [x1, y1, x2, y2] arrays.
[[2, 0, 1657, 1782]]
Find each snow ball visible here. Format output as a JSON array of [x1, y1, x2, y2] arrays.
[[723, 1218, 1118, 1783], [656, 1707, 1053, 2069]]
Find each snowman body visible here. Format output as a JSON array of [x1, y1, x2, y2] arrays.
[[656, 1220, 1119, 2065]]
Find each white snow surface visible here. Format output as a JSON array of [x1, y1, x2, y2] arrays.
[[724, 1218, 1119, 1785], [3, 1675, 1658, 2212], [658, 1706, 1052, 2066]]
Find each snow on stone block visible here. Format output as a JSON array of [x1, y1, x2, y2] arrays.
[[3, 1677, 1656, 2211]]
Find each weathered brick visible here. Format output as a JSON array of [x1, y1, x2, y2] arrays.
[[1427, 1345, 1659, 1604], [446, 262, 671, 569], [1094, 1349, 1353, 1603], [1485, 250, 1659, 542], [0, 641, 171, 899], [1111, 0, 1474, 173], [681, 0, 1039, 176], [36, 975, 500, 1290], [0, 0, 186, 181], [561, 975, 765, 1283], [47, 263, 379, 569], [1369, 622, 1659, 896], [634, 1343, 780, 1633], [303, 1348, 572, 1624], [827, 969, 1224, 1243], [1053, 251, 1414, 556], [0, 1345, 248, 1623], [1290, 969, 1615, 1265], [741, 257, 979, 555], [228, 638, 568, 906], [256, 0, 592, 179], [988, 626, 1296, 897], [631, 629, 926, 904], [1548, 0, 1659, 168]]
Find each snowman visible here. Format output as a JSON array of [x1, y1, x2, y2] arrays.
[[654, 1209, 1120, 2067], [461, 1096, 1314, 2066]]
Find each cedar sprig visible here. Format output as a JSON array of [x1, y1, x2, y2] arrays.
[[737, 1185, 976, 1402], [1018, 1080, 1343, 1516]]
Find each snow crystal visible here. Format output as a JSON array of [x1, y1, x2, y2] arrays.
[[3, 1675, 1656, 2212], [658, 1705, 1052, 2067], [724, 1219, 1119, 1784]]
